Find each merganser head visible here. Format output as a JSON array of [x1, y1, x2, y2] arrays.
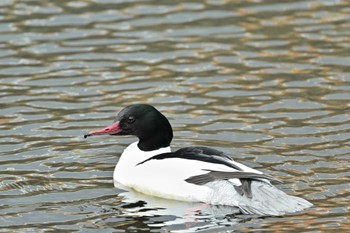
[[84, 104, 173, 151]]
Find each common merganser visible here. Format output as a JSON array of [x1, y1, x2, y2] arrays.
[[85, 104, 312, 216]]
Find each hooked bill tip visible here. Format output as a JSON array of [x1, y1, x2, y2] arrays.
[[84, 133, 91, 139]]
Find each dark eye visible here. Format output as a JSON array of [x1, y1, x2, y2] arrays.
[[127, 115, 135, 124]]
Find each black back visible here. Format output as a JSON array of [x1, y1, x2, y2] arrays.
[[137, 146, 242, 171]]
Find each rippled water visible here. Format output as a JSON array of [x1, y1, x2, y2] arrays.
[[1, 0, 349, 232]]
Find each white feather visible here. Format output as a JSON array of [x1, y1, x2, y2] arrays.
[[114, 141, 312, 215]]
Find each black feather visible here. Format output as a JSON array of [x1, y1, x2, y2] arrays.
[[137, 146, 242, 171], [185, 170, 279, 198]]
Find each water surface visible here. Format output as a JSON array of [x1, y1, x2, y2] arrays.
[[1, 0, 349, 232]]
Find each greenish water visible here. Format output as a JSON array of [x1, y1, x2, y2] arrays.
[[0, 0, 349, 232]]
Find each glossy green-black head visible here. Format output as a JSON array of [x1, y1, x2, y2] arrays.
[[85, 104, 173, 151]]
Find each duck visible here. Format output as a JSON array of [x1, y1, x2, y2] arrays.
[[84, 104, 312, 216]]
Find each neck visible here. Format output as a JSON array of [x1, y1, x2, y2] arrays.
[[138, 133, 171, 151]]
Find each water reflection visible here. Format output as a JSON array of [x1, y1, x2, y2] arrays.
[[116, 187, 242, 232], [1, 0, 350, 232]]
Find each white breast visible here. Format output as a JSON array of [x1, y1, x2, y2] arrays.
[[113, 142, 313, 215], [114, 142, 244, 203], [114, 142, 208, 202]]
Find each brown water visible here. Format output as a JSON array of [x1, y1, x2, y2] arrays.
[[1, 0, 349, 232]]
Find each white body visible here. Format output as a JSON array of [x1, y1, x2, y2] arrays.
[[114, 141, 312, 215]]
